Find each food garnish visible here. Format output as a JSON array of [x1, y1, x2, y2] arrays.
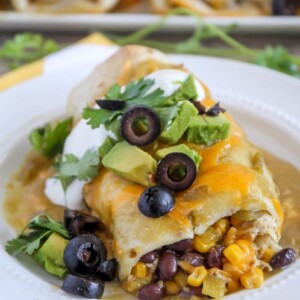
[[61, 274, 105, 299], [206, 102, 226, 117], [156, 153, 197, 192], [121, 105, 161, 146], [29, 117, 72, 158], [97, 258, 118, 281], [5, 215, 69, 256], [64, 209, 100, 238], [63, 234, 107, 278], [56, 148, 100, 191], [96, 99, 126, 111], [138, 186, 175, 218]]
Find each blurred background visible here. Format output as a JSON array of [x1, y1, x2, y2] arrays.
[[0, 0, 300, 77]]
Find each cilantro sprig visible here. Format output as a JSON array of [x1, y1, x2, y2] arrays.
[[82, 78, 164, 130], [56, 148, 100, 191], [5, 215, 69, 256], [112, 8, 300, 78], [29, 117, 72, 158]]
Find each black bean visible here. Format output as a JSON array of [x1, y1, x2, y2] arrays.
[[179, 286, 203, 298], [138, 283, 165, 300], [207, 246, 225, 268], [140, 250, 158, 263], [269, 248, 297, 270], [158, 250, 177, 280], [167, 239, 193, 252], [180, 252, 205, 267]]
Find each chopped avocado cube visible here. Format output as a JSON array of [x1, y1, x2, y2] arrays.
[[159, 100, 198, 144], [98, 136, 116, 158], [155, 144, 202, 169], [102, 141, 157, 186], [168, 75, 199, 104], [33, 232, 68, 278], [187, 114, 231, 146]]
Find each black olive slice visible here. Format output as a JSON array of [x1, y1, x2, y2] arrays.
[[190, 100, 206, 115], [64, 209, 100, 238], [62, 274, 104, 299], [97, 258, 118, 281], [63, 234, 107, 278], [138, 186, 175, 218], [121, 105, 161, 146], [96, 99, 125, 110], [206, 102, 226, 117], [156, 153, 196, 192]]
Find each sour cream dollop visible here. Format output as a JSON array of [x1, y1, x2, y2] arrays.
[[44, 69, 206, 210]]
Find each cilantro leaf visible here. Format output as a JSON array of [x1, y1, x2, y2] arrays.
[[5, 214, 69, 257], [82, 107, 121, 129], [156, 104, 180, 131], [27, 215, 69, 239], [105, 84, 121, 100], [5, 229, 52, 256], [0, 33, 60, 70], [29, 117, 72, 158], [57, 149, 100, 191]]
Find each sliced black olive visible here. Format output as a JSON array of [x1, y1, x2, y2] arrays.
[[269, 248, 297, 269], [62, 274, 104, 299], [156, 153, 196, 192], [121, 105, 161, 146], [64, 234, 107, 278], [190, 100, 206, 115], [272, 0, 297, 15], [96, 99, 125, 110], [64, 209, 100, 238], [206, 102, 226, 117], [138, 186, 174, 218], [97, 258, 118, 281]]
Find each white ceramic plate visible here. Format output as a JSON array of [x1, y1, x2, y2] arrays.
[[0, 12, 300, 33], [0, 45, 300, 299]]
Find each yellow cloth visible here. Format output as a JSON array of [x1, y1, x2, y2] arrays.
[[0, 33, 113, 92]]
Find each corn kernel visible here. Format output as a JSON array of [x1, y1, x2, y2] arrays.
[[131, 262, 147, 278], [240, 267, 264, 289], [188, 266, 208, 287], [213, 218, 230, 235], [262, 248, 276, 263], [235, 239, 255, 264], [224, 244, 245, 266], [224, 227, 238, 246], [193, 227, 221, 253], [227, 280, 239, 294], [223, 263, 243, 281], [178, 260, 196, 274], [202, 274, 227, 299], [174, 271, 188, 288], [165, 280, 181, 295]]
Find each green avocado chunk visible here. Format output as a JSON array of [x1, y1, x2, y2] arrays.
[[187, 114, 231, 146], [102, 141, 157, 186], [155, 144, 202, 170], [159, 100, 199, 144], [33, 232, 68, 278], [98, 136, 116, 158]]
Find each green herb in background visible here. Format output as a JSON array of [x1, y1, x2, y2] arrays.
[[111, 8, 300, 78], [0, 33, 61, 69], [0, 11, 299, 78]]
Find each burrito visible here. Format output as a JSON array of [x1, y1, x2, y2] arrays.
[[46, 45, 286, 299], [151, 0, 272, 16], [10, 0, 119, 13]]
